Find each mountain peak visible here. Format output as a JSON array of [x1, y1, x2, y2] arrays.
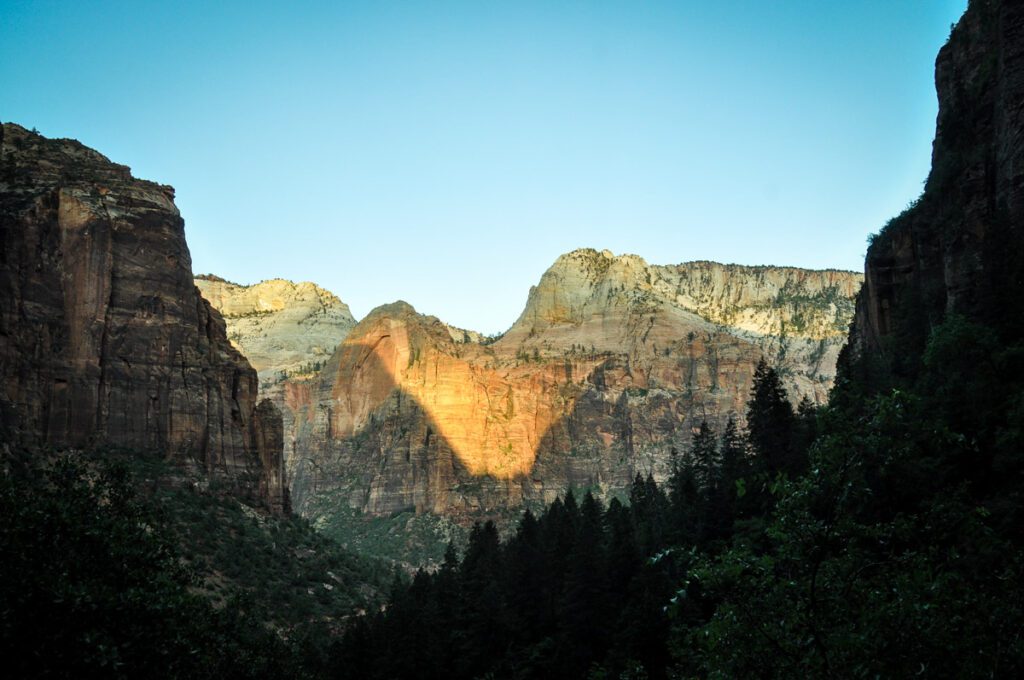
[[508, 250, 862, 344], [195, 276, 356, 382]]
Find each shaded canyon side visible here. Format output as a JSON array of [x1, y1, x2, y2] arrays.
[[846, 0, 1024, 378], [0, 123, 287, 513]]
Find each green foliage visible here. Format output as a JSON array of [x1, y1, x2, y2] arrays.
[[335, 485, 681, 679], [680, 390, 1024, 677], [284, 359, 325, 377], [152, 481, 388, 631], [221, 308, 274, 319], [671, 311, 1024, 677], [0, 450, 391, 678], [478, 332, 504, 346], [747, 358, 803, 477], [342, 302, 1024, 678], [689, 421, 719, 491], [306, 497, 469, 569], [0, 452, 292, 678]]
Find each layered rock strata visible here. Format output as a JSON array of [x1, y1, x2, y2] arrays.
[[194, 275, 358, 501], [0, 123, 287, 513], [195, 276, 356, 385], [283, 250, 860, 518]]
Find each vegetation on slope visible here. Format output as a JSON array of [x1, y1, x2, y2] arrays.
[[306, 498, 470, 571], [338, 316, 1024, 677], [0, 448, 391, 678], [9, 305, 1022, 679]]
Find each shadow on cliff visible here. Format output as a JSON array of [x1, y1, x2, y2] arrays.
[[290, 340, 741, 514]]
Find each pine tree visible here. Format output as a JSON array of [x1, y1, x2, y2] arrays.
[[605, 497, 641, 602], [691, 421, 734, 544], [539, 498, 574, 638], [746, 358, 799, 476], [504, 510, 544, 646], [716, 414, 750, 529], [794, 395, 819, 459], [667, 448, 700, 545], [631, 474, 670, 554], [456, 522, 505, 679], [719, 414, 749, 490], [690, 421, 719, 491], [556, 492, 609, 675]]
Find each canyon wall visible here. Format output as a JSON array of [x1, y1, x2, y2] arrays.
[[0, 123, 287, 512], [276, 250, 860, 519], [847, 0, 1024, 372]]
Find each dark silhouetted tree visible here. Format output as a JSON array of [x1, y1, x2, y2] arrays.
[[747, 358, 800, 476]]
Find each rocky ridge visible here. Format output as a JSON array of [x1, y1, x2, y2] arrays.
[[273, 249, 860, 519], [0, 123, 288, 513], [195, 276, 356, 385], [504, 249, 858, 394]]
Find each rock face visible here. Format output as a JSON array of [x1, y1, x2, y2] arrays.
[[0, 123, 288, 513], [195, 276, 356, 503], [848, 0, 1024, 367], [285, 249, 861, 518], [195, 276, 355, 385]]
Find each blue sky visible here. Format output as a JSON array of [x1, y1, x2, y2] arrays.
[[1, 0, 967, 334]]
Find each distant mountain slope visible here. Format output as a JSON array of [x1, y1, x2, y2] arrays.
[[280, 250, 861, 525], [501, 249, 859, 396], [195, 276, 356, 385]]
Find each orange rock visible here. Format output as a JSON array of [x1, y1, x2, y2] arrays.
[[284, 249, 861, 518]]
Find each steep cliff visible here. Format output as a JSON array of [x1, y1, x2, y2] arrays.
[[286, 250, 860, 518], [0, 123, 287, 513], [847, 0, 1024, 378]]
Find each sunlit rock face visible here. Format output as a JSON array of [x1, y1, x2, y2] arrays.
[[283, 249, 861, 518], [321, 302, 606, 481], [195, 276, 355, 384], [0, 123, 287, 513], [503, 250, 860, 403]]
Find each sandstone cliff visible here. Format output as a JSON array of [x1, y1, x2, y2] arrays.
[[195, 276, 356, 385], [0, 123, 288, 513], [285, 250, 861, 519], [195, 275, 356, 510], [847, 0, 1024, 372]]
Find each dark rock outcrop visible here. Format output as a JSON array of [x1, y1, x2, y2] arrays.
[[848, 0, 1024, 371], [0, 122, 288, 512], [253, 399, 288, 513]]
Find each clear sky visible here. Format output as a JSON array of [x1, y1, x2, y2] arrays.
[[2, 0, 967, 334]]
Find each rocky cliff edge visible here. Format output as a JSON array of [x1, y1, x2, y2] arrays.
[[0, 123, 288, 513]]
